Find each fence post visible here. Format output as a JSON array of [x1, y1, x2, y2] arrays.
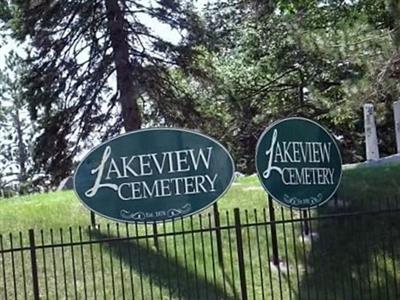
[[394, 101, 400, 153], [29, 229, 40, 300], [302, 210, 310, 236], [152, 223, 159, 250], [363, 103, 379, 160], [268, 196, 280, 266], [90, 211, 96, 228], [213, 203, 224, 266], [234, 208, 248, 300]]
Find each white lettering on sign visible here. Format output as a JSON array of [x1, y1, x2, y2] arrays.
[[85, 146, 218, 200], [116, 174, 218, 201], [262, 129, 335, 185]]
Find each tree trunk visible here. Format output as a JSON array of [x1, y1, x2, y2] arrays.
[[13, 109, 28, 182], [105, 0, 141, 131]]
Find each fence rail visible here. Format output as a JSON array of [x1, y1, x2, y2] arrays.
[[1, 205, 400, 299]]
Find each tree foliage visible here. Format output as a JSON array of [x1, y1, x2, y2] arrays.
[[10, 0, 204, 183], [0, 51, 39, 193], [167, 0, 400, 173], [4, 0, 400, 180]]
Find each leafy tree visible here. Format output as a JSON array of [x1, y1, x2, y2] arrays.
[[171, 0, 400, 172], [7, 0, 400, 180], [10, 0, 204, 183]]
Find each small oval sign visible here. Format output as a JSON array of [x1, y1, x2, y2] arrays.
[[74, 128, 235, 223], [256, 118, 342, 209]]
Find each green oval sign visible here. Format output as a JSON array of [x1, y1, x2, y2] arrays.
[[256, 118, 342, 209], [74, 128, 235, 222]]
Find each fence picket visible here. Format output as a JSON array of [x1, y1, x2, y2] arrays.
[[234, 208, 248, 300], [0, 206, 398, 299], [28, 229, 40, 300]]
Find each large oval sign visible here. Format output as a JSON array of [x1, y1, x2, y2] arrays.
[[74, 128, 235, 222], [256, 118, 342, 209]]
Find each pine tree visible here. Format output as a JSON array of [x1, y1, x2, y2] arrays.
[[10, 0, 203, 182], [0, 51, 37, 194]]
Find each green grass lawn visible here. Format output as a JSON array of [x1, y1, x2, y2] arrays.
[[0, 180, 269, 233], [1, 161, 398, 232], [339, 162, 400, 203], [0, 162, 399, 299]]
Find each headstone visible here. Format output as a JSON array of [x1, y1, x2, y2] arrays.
[[234, 171, 245, 180], [363, 103, 379, 160], [57, 176, 74, 191], [394, 101, 400, 153]]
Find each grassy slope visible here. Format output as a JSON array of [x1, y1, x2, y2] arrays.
[[0, 180, 269, 233], [339, 162, 400, 201], [0, 180, 285, 299], [0, 163, 399, 299], [1, 162, 399, 233], [311, 162, 400, 300]]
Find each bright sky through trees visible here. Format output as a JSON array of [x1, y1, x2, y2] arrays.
[[0, 0, 210, 67]]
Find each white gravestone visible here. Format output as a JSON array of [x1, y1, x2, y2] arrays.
[[363, 103, 379, 160], [394, 101, 400, 153]]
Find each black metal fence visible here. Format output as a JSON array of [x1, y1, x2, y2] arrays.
[[1, 204, 400, 299]]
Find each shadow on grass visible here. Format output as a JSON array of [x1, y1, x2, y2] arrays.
[[89, 229, 235, 300], [296, 206, 400, 300]]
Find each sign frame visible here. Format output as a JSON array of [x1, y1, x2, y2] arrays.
[[255, 117, 343, 209], [73, 127, 235, 223]]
